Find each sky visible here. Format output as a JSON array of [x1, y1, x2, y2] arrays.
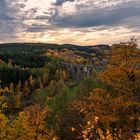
[[0, 0, 140, 45]]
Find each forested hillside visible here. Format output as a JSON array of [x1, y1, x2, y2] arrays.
[[0, 40, 140, 140]]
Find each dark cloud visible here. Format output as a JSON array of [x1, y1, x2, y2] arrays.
[[0, 0, 14, 20], [19, 3, 26, 9], [26, 23, 50, 32], [35, 8, 59, 22], [0, 20, 23, 42], [53, 0, 75, 6], [50, 0, 140, 28], [0, 0, 26, 41], [0, 0, 21, 20], [21, 0, 28, 2], [20, 8, 38, 20], [0, 0, 18, 34], [0, 0, 38, 36]]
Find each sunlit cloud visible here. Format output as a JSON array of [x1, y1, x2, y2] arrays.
[[0, 0, 140, 45]]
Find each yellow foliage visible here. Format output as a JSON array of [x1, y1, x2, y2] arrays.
[[100, 39, 140, 96], [0, 104, 54, 140], [0, 113, 9, 140]]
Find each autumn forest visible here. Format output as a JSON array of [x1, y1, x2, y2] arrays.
[[0, 39, 139, 140]]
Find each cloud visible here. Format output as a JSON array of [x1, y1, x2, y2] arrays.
[[0, 0, 21, 39], [0, 0, 140, 45], [50, 0, 140, 28], [0, 0, 16, 20], [0, 0, 38, 39], [26, 23, 51, 32], [53, 0, 75, 6]]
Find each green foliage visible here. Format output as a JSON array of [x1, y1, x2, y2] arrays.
[[0, 62, 28, 86], [78, 77, 104, 96], [34, 89, 48, 106], [45, 59, 62, 76], [51, 85, 69, 112]]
